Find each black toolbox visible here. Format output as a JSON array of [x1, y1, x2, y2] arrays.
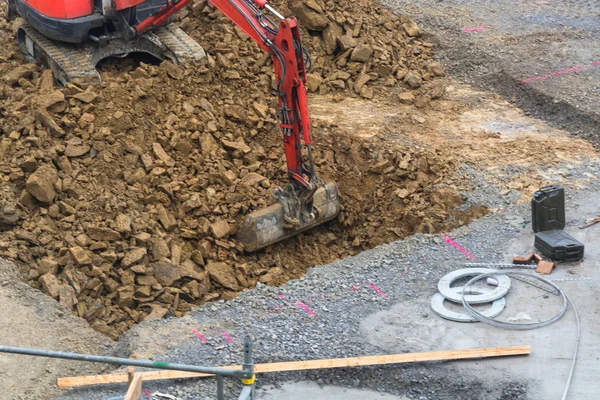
[[534, 230, 584, 261], [531, 185, 565, 232]]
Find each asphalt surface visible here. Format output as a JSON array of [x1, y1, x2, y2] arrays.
[[386, 0, 600, 144]]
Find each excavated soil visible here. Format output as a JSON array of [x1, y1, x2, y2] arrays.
[[0, 0, 535, 338]]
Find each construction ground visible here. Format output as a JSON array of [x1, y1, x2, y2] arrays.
[[0, 0, 599, 399]]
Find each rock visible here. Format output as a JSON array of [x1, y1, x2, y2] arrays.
[[360, 86, 374, 99], [162, 61, 184, 80], [353, 73, 371, 93], [414, 95, 431, 108], [322, 22, 343, 54], [0, 206, 19, 228], [182, 193, 204, 213], [25, 164, 58, 203], [37, 90, 65, 109], [90, 320, 119, 340], [288, 0, 329, 31], [199, 133, 220, 155], [404, 72, 422, 89], [39, 273, 61, 299], [402, 20, 423, 37], [210, 220, 231, 239], [206, 262, 238, 290], [87, 226, 121, 241], [252, 102, 269, 118], [151, 238, 171, 260], [306, 73, 323, 92], [350, 44, 373, 62], [40, 70, 54, 91], [35, 107, 65, 136], [157, 204, 177, 231], [240, 172, 267, 187], [152, 261, 202, 286], [338, 35, 358, 51], [141, 304, 169, 321], [221, 139, 251, 154], [114, 214, 132, 233], [122, 247, 147, 267], [69, 246, 92, 266], [398, 91, 415, 104], [428, 81, 446, 99], [65, 139, 91, 157], [74, 90, 99, 103], [59, 285, 77, 310], [258, 267, 283, 283], [427, 63, 446, 77], [152, 143, 175, 167], [4, 65, 35, 85]]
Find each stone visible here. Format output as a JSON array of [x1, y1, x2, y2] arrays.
[[87, 226, 121, 241], [210, 220, 231, 239], [402, 20, 423, 37], [152, 143, 175, 167], [39, 273, 61, 299], [398, 91, 415, 104], [90, 320, 119, 340], [182, 193, 203, 213], [338, 35, 358, 51], [414, 95, 431, 108], [37, 257, 59, 275], [157, 204, 177, 231], [404, 72, 422, 89], [353, 73, 371, 93], [25, 164, 58, 203], [221, 139, 251, 154], [114, 214, 132, 233], [306, 73, 323, 92], [65, 139, 91, 157], [74, 90, 99, 103], [360, 86, 374, 99], [4, 65, 35, 85], [35, 107, 65, 136], [427, 63, 446, 77], [206, 262, 239, 290], [252, 102, 269, 119], [350, 44, 373, 62], [240, 172, 267, 187], [121, 247, 147, 267], [322, 22, 343, 54], [37, 90, 65, 109], [59, 285, 77, 310], [152, 261, 202, 286], [151, 238, 171, 260], [428, 81, 446, 99], [141, 304, 169, 321], [69, 246, 92, 266], [288, 0, 329, 31], [258, 267, 283, 283]]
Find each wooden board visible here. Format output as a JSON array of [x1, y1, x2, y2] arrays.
[[124, 373, 142, 400], [58, 345, 530, 388]]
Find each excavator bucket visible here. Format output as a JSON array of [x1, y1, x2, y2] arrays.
[[236, 182, 340, 252]]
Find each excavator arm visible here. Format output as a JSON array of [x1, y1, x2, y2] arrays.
[[136, 0, 317, 194], [134, 0, 340, 251]]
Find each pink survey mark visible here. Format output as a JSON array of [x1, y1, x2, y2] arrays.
[[351, 284, 360, 291], [369, 283, 388, 298], [222, 332, 234, 343], [192, 329, 207, 344], [521, 61, 600, 83], [442, 235, 477, 260], [143, 389, 152, 397], [295, 301, 317, 317], [277, 294, 287, 299], [462, 25, 486, 33]]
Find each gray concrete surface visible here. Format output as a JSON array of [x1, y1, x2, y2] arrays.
[[258, 382, 405, 399], [55, 174, 600, 399], [387, 0, 600, 143]]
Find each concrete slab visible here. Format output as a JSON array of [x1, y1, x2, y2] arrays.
[[258, 382, 404, 400]]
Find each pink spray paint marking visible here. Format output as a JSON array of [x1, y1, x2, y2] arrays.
[[222, 332, 234, 343], [442, 235, 477, 260], [269, 305, 284, 313], [369, 283, 388, 298], [351, 284, 360, 291], [277, 294, 287, 299], [143, 389, 152, 397], [521, 61, 600, 83], [192, 329, 207, 344], [295, 301, 317, 317], [462, 25, 486, 33]]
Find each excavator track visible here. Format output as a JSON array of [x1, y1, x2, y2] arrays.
[[18, 23, 205, 86]]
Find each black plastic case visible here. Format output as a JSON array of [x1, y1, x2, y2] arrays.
[[531, 185, 565, 233], [534, 230, 584, 261]]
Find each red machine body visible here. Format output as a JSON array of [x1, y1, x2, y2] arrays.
[[22, 0, 93, 19]]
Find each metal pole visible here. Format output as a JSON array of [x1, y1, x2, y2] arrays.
[[240, 336, 255, 400], [217, 375, 224, 400], [0, 345, 245, 378]]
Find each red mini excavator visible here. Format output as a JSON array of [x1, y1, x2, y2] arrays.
[[6, 0, 340, 251]]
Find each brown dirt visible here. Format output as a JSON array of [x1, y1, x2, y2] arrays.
[[0, 0, 593, 340]]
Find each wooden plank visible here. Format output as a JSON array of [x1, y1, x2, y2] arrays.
[[58, 345, 530, 388], [124, 373, 142, 400]]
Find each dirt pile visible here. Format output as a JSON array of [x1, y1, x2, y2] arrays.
[[0, 2, 482, 338]]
